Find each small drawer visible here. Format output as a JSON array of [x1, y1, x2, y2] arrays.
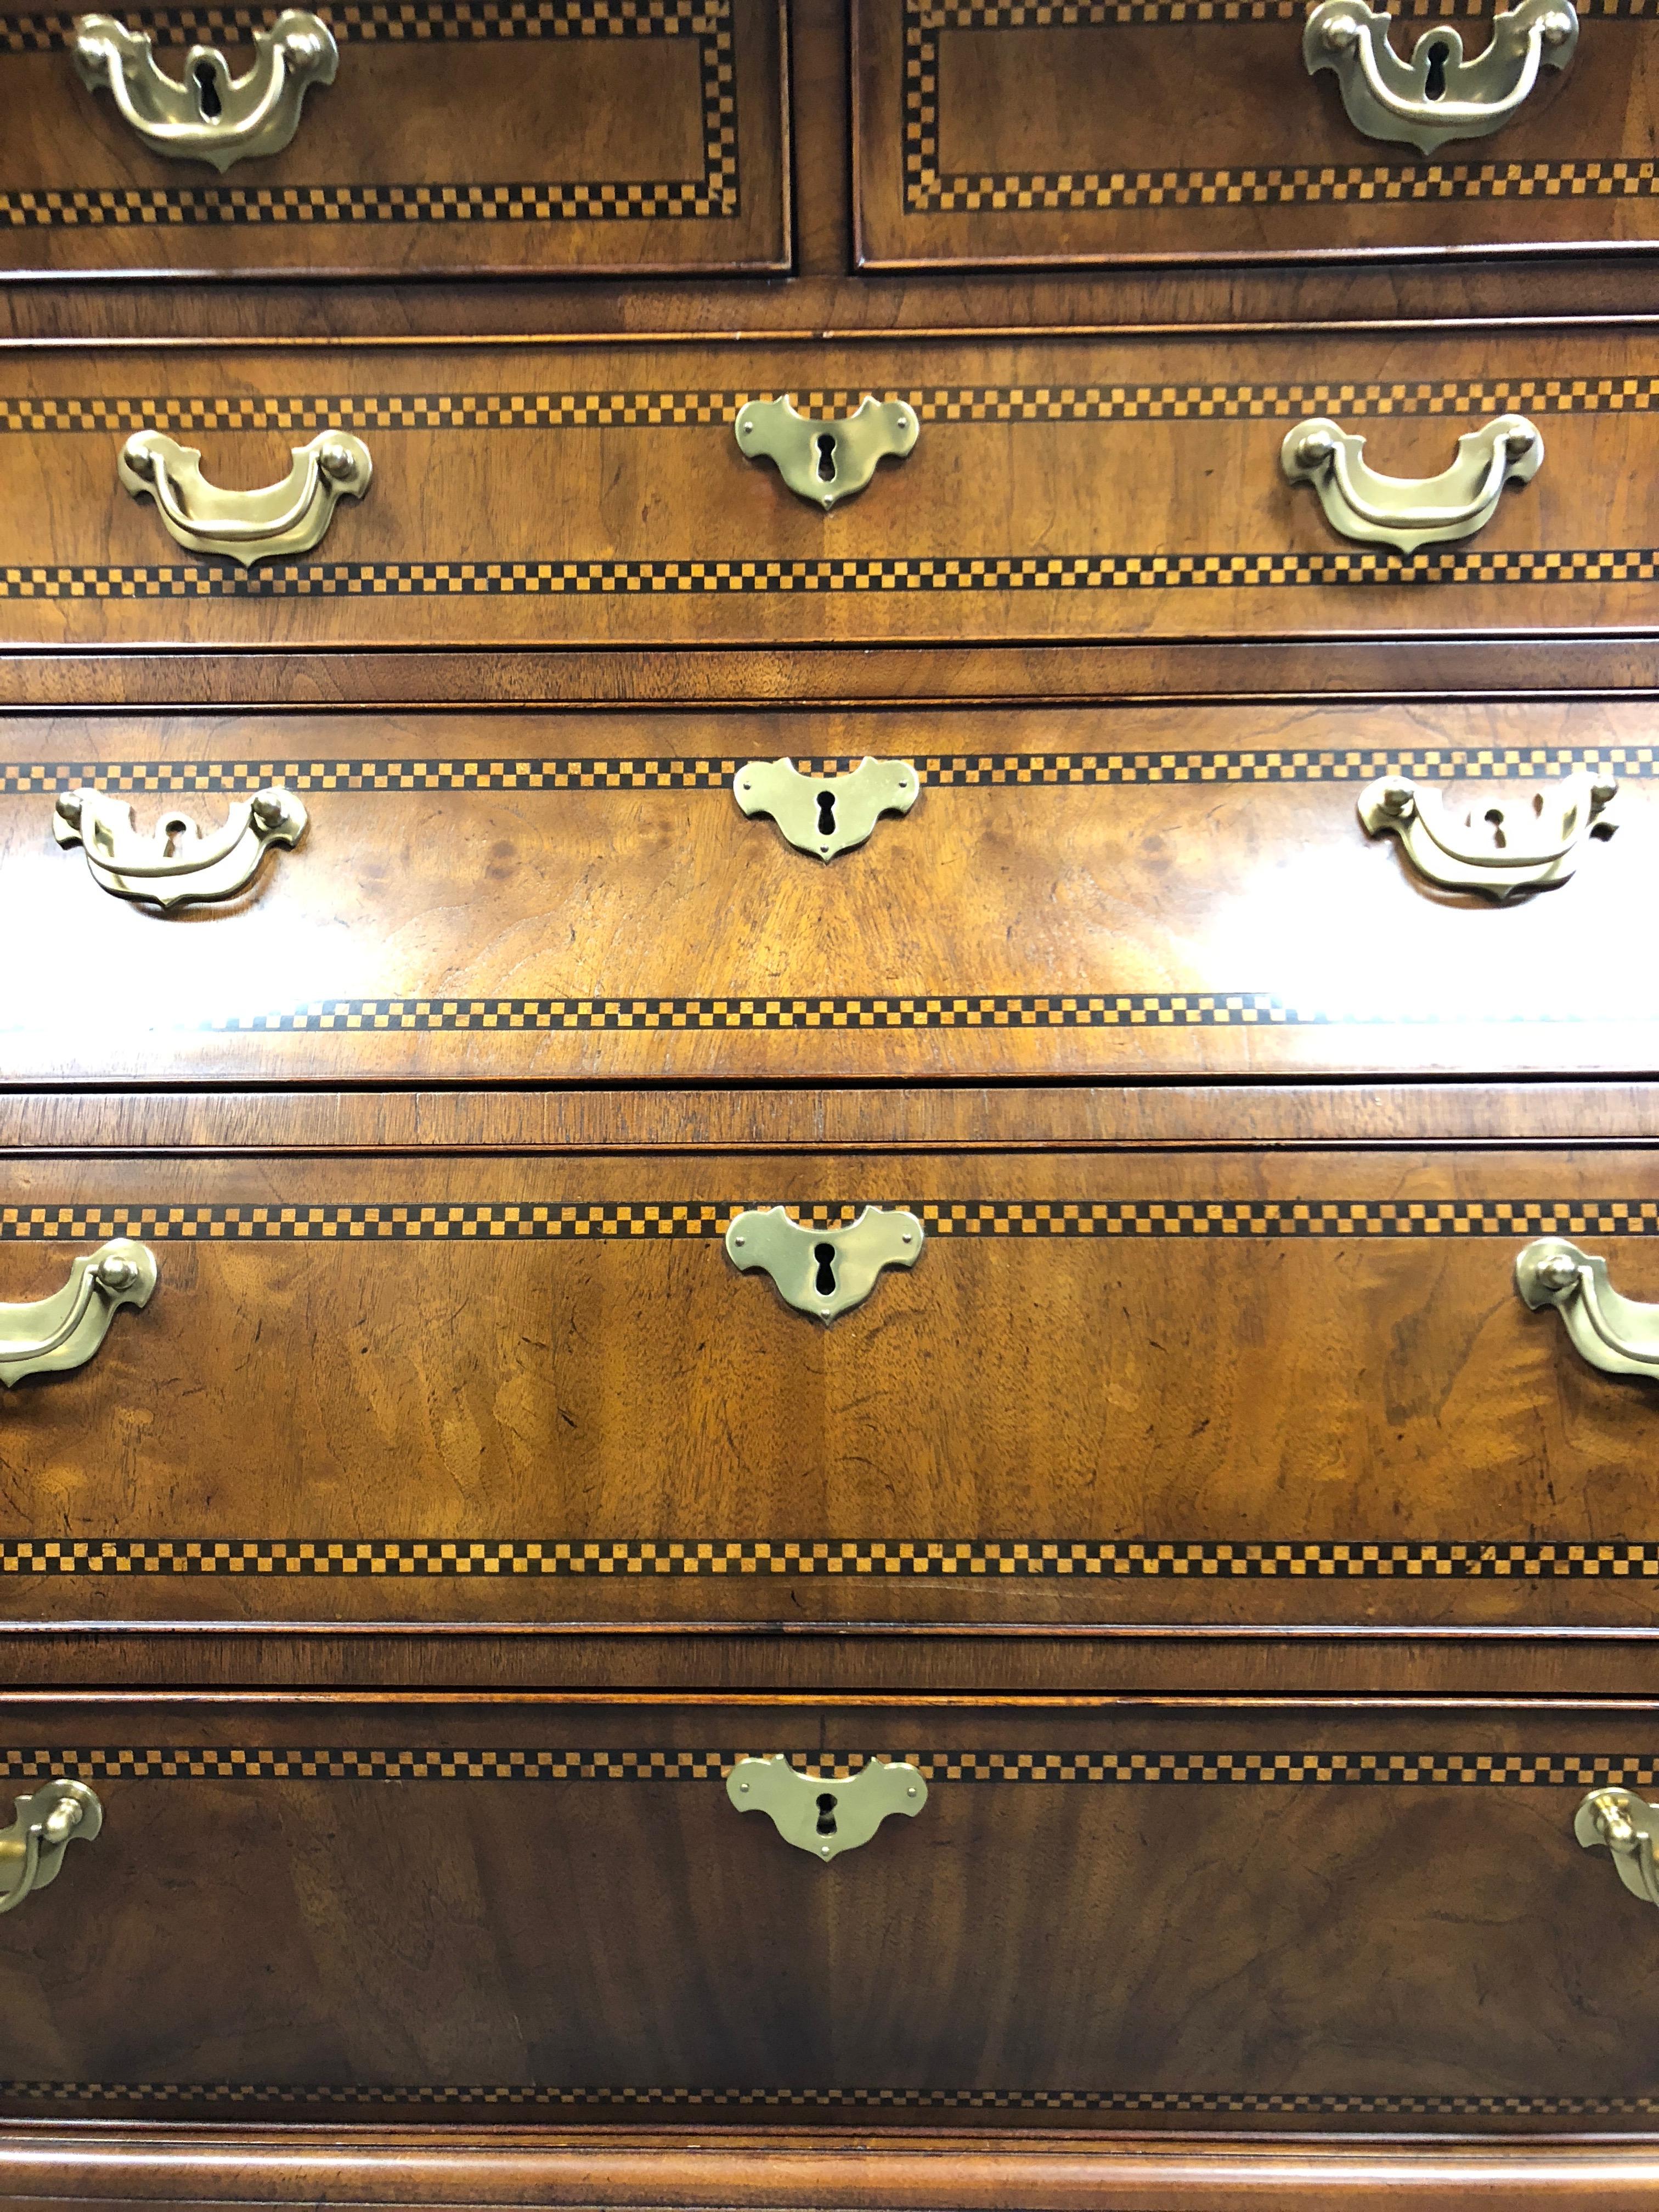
[[0, 0, 788, 278], [854, 0, 1652, 269], [1, 703, 1654, 1087], [2, 329, 1658, 651], [1, 1696, 1656, 2129], [4, 1136, 1659, 1630]]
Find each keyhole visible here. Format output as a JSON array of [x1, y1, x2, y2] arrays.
[[815, 432, 838, 483], [816, 789, 837, 837], [160, 814, 191, 857], [815, 1793, 839, 1835], [1485, 804, 1508, 850], [814, 1243, 838, 1296], [194, 59, 223, 117], [1423, 39, 1450, 99]]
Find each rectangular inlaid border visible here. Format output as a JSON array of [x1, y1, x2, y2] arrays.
[[902, 0, 1650, 215], [1, 0, 738, 227]]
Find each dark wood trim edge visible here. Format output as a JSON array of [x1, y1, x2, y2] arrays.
[[2, 2125, 1658, 2210]]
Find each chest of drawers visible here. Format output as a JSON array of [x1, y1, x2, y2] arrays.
[[5, 1, 1659, 2206]]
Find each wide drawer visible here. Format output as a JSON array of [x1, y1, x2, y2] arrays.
[[854, 0, 1658, 269], [0, 0, 788, 277], [1, 1696, 1657, 2130], [5, 1139, 1659, 1629], [3, 702, 1656, 1085], [5, 330, 1659, 649]]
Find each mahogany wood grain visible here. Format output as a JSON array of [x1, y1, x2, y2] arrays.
[[4, 1085, 1658, 1157], [5, 2131, 1659, 2212], [4, 703, 1658, 1085], [3, 1146, 1659, 1630], [853, 0, 1659, 270], [0, 0, 788, 279], [0, 1699, 1653, 2130], [4, 330, 1659, 651]]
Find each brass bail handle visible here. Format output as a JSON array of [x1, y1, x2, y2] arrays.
[[0, 1781, 104, 1915], [72, 9, 338, 171], [0, 1240, 157, 1390], [1282, 413, 1543, 552], [1305, 0, 1578, 154]]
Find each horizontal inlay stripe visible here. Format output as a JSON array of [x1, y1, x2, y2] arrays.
[[0, 993, 1639, 1032], [2, 1200, 1653, 1239], [2, 2083, 1655, 2115], [2, 551, 1646, 595], [4, 379, 1654, 431], [4, 747, 1652, 793], [0, 1747, 1648, 1781], [920, 0, 1639, 24], [911, 159, 1659, 213], [0, 177, 732, 227], [2, 0, 713, 49], [3, 1539, 1657, 1578]]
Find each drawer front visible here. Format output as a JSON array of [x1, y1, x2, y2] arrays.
[[0, 0, 788, 277], [4, 332, 1659, 650], [854, 0, 1651, 268], [2, 704, 1655, 1086], [4, 1144, 1659, 1630], [1, 1699, 1656, 2129]]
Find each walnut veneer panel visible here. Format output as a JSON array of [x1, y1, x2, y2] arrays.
[[6, 332, 1659, 648], [4, 1145, 1659, 1629], [0, 0, 788, 276], [5, 702, 1659, 1083], [854, 0, 1659, 268], [0, 1698, 1653, 2129]]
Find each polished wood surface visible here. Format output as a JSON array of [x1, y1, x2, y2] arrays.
[[853, 0, 1659, 269], [4, 329, 1659, 651], [10, 2131, 1659, 2212], [3, 1145, 1658, 1630], [2, 703, 1655, 1084], [0, 0, 788, 278], [0, 1698, 1654, 2126]]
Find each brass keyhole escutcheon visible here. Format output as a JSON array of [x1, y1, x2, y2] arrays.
[[815, 1794, 839, 1836]]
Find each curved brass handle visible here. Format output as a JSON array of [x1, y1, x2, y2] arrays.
[[1305, 0, 1577, 155], [735, 396, 918, 511], [727, 1757, 927, 1863], [1359, 772, 1617, 898], [725, 1206, 924, 1323], [72, 9, 337, 171], [119, 428, 372, 566], [1517, 1239, 1659, 1382], [1577, 1787, 1659, 1909], [0, 1782, 103, 1914], [0, 1240, 157, 1390], [733, 758, 920, 860], [1282, 414, 1542, 553], [54, 785, 307, 909]]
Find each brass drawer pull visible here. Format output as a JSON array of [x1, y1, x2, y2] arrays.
[[727, 1757, 927, 1862], [1578, 1788, 1659, 1909], [1517, 1239, 1659, 1382], [733, 758, 919, 860], [1359, 771, 1617, 898], [72, 9, 337, 171], [1305, 0, 1577, 155], [735, 396, 918, 511], [0, 1782, 103, 1915], [725, 1206, 924, 1322], [0, 1240, 157, 1390], [119, 428, 372, 566], [1282, 414, 1542, 552], [54, 785, 307, 909]]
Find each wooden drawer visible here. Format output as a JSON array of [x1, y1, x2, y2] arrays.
[[7, 329, 1659, 650], [4, 702, 1656, 1087], [2, 1695, 1656, 2129], [854, 0, 1658, 269], [0, 0, 788, 278], [5, 1135, 1659, 1631]]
